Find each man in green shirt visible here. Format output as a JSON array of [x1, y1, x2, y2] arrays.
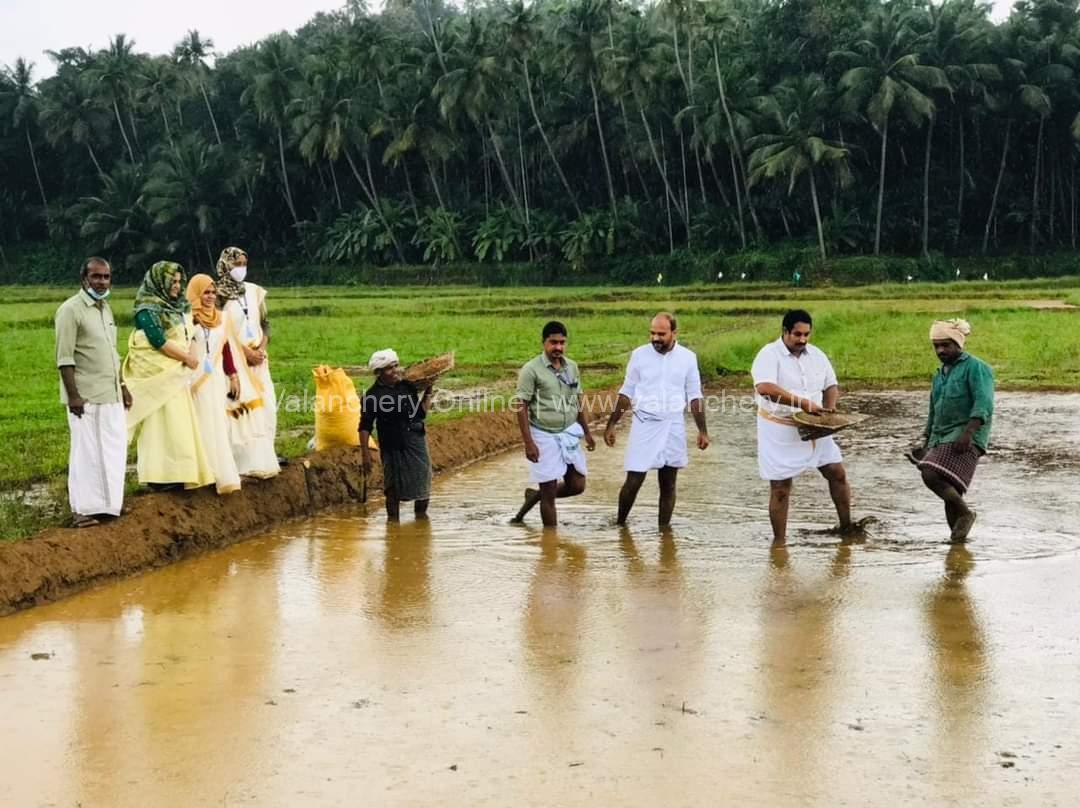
[[55, 257, 132, 527], [908, 319, 994, 543], [511, 321, 596, 526]]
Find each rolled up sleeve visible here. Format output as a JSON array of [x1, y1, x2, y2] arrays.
[[515, 364, 537, 404], [823, 355, 839, 389], [750, 347, 776, 387], [55, 305, 77, 367], [967, 361, 994, 422]]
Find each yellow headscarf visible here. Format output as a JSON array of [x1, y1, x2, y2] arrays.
[[186, 273, 222, 328]]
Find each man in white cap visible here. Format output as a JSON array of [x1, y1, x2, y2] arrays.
[[908, 319, 994, 543], [360, 349, 433, 520], [604, 312, 709, 527]]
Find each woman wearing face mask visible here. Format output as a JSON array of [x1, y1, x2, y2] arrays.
[[215, 246, 280, 479], [123, 261, 216, 490], [185, 274, 243, 495]]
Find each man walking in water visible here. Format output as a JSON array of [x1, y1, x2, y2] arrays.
[[604, 313, 709, 527], [908, 319, 993, 543], [512, 321, 596, 526], [751, 309, 853, 547]]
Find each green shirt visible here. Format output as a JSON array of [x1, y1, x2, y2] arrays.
[[516, 353, 582, 433], [925, 353, 994, 451], [54, 290, 122, 405]]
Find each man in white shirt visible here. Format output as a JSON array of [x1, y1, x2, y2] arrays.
[[604, 313, 709, 526], [751, 309, 852, 547]]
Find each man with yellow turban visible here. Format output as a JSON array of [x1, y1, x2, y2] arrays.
[[908, 319, 994, 542]]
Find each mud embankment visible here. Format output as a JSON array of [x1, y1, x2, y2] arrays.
[[0, 393, 616, 616]]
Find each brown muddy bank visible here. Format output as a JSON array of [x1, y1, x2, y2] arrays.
[[0, 392, 616, 616]]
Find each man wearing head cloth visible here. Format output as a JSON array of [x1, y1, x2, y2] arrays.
[[908, 319, 994, 543], [360, 349, 434, 521]]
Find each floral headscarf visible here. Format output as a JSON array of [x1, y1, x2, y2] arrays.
[[185, 273, 222, 328], [133, 261, 190, 330], [215, 246, 248, 303]]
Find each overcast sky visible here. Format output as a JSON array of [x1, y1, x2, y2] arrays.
[[2, 0, 1017, 81]]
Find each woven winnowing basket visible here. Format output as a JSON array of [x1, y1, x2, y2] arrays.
[[402, 352, 455, 387]]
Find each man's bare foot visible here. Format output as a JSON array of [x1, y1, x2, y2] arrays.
[[950, 510, 977, 543], [511, 488, 540, 523]]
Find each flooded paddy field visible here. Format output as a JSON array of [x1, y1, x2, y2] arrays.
[[2, 392, 1078, 807]]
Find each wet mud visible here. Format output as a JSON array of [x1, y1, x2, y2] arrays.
[[1, 392, 1078, 806], [0, 392, 617, 615]]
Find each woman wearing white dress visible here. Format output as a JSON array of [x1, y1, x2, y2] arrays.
[[185, 273, 242, 494], [215, 246, 279, 478]]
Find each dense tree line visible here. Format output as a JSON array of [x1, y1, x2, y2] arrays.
[[3, 0, 1080, 274]]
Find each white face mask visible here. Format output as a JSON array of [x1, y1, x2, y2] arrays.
[[229, 266, 247, 283]]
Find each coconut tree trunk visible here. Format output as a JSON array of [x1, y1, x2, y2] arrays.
[[24, 126, 50, 225], [638, 104, 686, 224], [423, 154, 447, 210], [86, 142, 104, 176], [589, 75, 619, 220], [874, 116, 889, 256], [1030, 115, 1045, 253], [344, 147, 406, 262], [713, 42, 761, 241], [809, 168, 826, 262], [277, 125, 300, 227], [329, 159, 343, 210], [728, 148, 747, 249], [199, 80, 223, 146], [159, 103, 175, 150], [523, 57, 581, 218], [485, 121, 523, 215], [955, 112, 965, 246], [113, 98, 137, 163], [982, 119, 1011, 255], [922, 114, 934, 259]]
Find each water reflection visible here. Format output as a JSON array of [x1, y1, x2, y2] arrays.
[[759, 543, 855, 739], [378, 518, 434, 629], [522, 528, 588, 695]]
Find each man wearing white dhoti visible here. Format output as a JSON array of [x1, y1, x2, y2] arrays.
[[604, 313, 709, 527], [55, 258, 132, 528], [751, 309, 853, 547], [512, 321, 596, 526]]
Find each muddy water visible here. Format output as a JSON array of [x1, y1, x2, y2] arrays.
[[2, 392, 1079, 807]]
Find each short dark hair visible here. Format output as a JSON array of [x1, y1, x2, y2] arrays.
[[782, 309, 812, 332], [542, 321, 567, 340], [81, 256, 110, 277]]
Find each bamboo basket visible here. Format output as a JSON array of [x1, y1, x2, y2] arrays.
[[402, 351, 455, 388], [791, 411, 870, 442]]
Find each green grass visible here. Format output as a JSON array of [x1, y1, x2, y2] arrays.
[[2, 279, 1077, 540]]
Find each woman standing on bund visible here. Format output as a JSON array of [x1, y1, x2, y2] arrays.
[[215, 246, 279, 478], [185, 273, 242, 495]]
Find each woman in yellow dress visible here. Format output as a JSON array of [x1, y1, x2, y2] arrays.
[[215, 246, 279, 478], [123, 261, 215, 490], [185, 273, 242, 495]]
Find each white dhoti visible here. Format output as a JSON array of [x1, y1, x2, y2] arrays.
[[624, 414, 688, 472], [67, 402, 127, 517], [528, 423, 588, 483], [757, 414, 843, 481]]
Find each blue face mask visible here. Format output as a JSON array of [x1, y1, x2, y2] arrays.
[[85, 286, 111, 301]]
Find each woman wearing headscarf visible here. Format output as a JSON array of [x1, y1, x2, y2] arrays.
[[216, 246, 279, 478], [123, 261, 215, 490], [185, 274, 242, 494]]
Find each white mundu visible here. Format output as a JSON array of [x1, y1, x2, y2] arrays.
[[619, 343, 703, 472], [751, 338, 842, 481]]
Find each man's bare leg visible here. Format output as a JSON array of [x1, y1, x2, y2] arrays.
[[921, 467, 975, 541], [414, 498, 429, 518], [385, 489, 400, 522], [617, 471, 647, 526], [818, 462, 853, 531], [769, 479, 793, 547], [657, 466, 678, 527], [513, 466, 587, 524]]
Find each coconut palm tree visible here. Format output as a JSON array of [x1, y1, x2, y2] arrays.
[[832, 5, 949, 255], [39, 66, 112, 176], [747, 75, 852, 261], [86, 35, 142, 164], [0, 59, 50, 224], [174, 30, 224, 146]]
